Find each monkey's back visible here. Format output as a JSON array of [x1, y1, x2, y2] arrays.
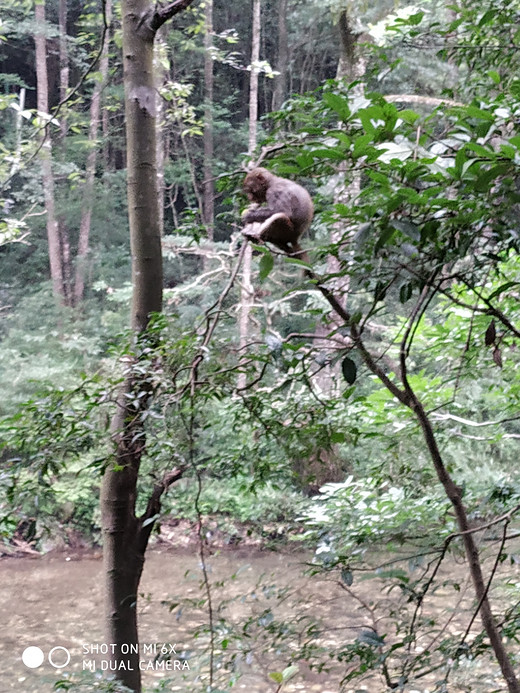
[[266, 176, 314, 234]]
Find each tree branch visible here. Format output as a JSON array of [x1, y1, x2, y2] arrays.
[[143, 0, 196, 35], [137, 466, 185, 553]]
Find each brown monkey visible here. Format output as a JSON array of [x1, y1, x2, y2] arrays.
[[242, 167, 313, 263]]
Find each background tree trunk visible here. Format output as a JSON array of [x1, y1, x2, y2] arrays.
[[154, 27, 167, 234], [238, 0, 261, 391], [58, 0, 69, 137], [271, 0, 288, 111], [74, 0, 112, 305], [34, 0, 66, 302], [202, 0, 215, 239]]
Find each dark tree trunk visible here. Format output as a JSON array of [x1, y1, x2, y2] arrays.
[[101, 1, 193, 690]]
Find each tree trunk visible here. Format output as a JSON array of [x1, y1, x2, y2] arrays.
[[101, 2, 193, 690], [74, 0, 112, 305], [34, 0, 66, 302], [58, 0, 69, 137], [247, 0, 261, 156], [271, 0, 288, 111], [238, 0, 261, 391], [155, 27, 167, 234], [202, 0, 215, 239], [57, 0, 73, 302]]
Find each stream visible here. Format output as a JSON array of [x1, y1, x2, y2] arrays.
[[0, 547, 512, 692]]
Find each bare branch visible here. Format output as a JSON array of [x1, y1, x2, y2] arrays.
[[145, 0, 197, 35]]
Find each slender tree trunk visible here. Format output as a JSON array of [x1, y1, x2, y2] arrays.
[[101, 2, 193, 690], [154, 27, 167, 234], [202, 0, 215, 239], [238, 0, 261, 391], [58, 0, 69, 136], [34, 0, 66, 302], [74, 0, 112, 305], [102, 102, 110, 169], [10, 88, 25, 176], [247, 0, 261, 156], [101, 0, 161, 676], [271, 0, 288, 111], [57, 0, 73, 303]]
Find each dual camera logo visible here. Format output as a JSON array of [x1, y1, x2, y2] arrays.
[[22, 646, 71, 669]]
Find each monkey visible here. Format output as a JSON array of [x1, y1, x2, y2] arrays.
[[241, 167, 313, 264]]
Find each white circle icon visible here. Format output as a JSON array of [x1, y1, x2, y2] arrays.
[[22, 646, 45, 669], [48, 646, 71, 669]]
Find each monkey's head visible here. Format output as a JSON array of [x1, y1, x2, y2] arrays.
[[243, 167, 274, 203]]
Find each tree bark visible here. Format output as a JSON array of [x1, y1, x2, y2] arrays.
[[34, 0, 66, 302], [101, 1, 193, 690], [271, 0, 288, 111], [238, 0, 261, 391], [73, 0, 112, 305], [58, 0, 69, 137], [247, 0, 261, 156], [154, 27, 168, 234], [202, 0, 215, 239]]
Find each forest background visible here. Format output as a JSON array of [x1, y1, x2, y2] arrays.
[[1, 0, 520, 691]]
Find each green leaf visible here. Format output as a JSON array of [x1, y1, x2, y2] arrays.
[[259, 253, 274, 280], [269, 672, 284, 684], [374, 225, 396, 252], [398, 109, 420, 124], [331, 432, 346, 443], [488, 70, 501, 84], [487, 281, 520, 300], [407, 11, 424, 25], [341, 568, 354, 585], [374, 281, 387, 302], [311, 148, 345, 160], [353, 134, 374, 157], [465, 105, 495, 121], [390, 219, 420, 241], [358, 630, 385, 646], [478, 10, 495, 26], [282, 666, 299, 681], [399, 283, 413, 303], [474, 164, 510, 192], [341, 357, 357, 385], [323, 92, 350, 120]]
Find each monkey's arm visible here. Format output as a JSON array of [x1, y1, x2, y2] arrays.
[[242, 206, 280, 224]]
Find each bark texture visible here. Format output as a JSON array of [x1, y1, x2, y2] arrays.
[[74, 0, 112, 305], [202, 0, 215, 238], [101, 1, 193, 690], [271, 0, 288, 111], [238, 0, 261, 391], [35, 0, 66, 301]]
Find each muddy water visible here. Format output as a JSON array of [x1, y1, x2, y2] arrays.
[[0, 550, 341, 693], [0, 549, 511, 693]]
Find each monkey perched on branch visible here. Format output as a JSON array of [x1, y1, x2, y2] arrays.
[[241, 167, 313, 264]]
